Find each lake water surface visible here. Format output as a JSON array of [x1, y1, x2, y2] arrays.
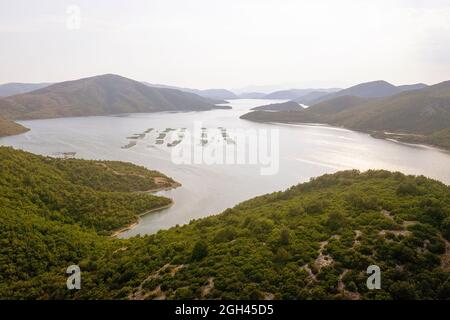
[[1, 99, 450, 237]]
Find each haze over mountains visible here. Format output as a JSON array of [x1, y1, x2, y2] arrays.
[[237, 92, 266, 99], [307, 80, 429, 105], [262, 88, 339, 100], [241, 80, 450, 149], [142, 82, 238, 100], [1, 75, 448, 150], [0, 82, 52, 97]]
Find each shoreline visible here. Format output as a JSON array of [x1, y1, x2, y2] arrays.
[[110, 201, 174, 238], [140, 181, 182, 194], [111, 181, 181, 238], [249, 119, 450, 152]]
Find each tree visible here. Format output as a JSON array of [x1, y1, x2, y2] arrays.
[[191, 241, 208, 261], [396, 182, 420, 196], [274, 248, 289, 264], [279, 228, 290, 246], [442, 217, 450, 241], [327, 211, 346, 232], [389, 281, 418, 300]]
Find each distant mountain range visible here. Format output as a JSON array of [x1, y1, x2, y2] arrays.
[[262, 88, 339, 100], [2, 75, 446, 149], [238, 92, 266, 99], [0, 82, 52, 97], [0, 80, 235, 101], [293, 91, 333, 105], [142, 82, 238, 100], [307, 80, 428, 105], [241, 80, 450, 149]]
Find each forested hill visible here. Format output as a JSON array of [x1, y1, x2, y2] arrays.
[[0, 74, 228, 121], [1, 148, 449, 299], [0, 147, 175, 234]]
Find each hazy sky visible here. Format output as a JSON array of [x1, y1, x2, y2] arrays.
[[1, 0, 450, 90]]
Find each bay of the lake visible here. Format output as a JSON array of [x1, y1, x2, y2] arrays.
[[2, 99, 449, 237]]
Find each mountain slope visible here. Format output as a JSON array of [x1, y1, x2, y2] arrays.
[[312, 80, 399, 104], [0, 117, 29, 137], [241, 81, 450, 149], [0, 82, 52, 97], [332, 81, 450, 134], [143, 82, 235, 100], [241, 109, 320, 123], [0, 147, 175, 234], [294, 91, 332, 105], [398, 83, 428, 92], [311, 81, 430, 105], [0, 74, 228, 120], [251, 101, 303, 111], [263, 88, 337, 100], [199, 89, 238, 100], [238, 92, 266, 99], [1, 150, 448, 300], [303, 96, 369, 115]]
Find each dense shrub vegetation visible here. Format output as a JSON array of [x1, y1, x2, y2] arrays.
[[0, 147, 173, 234], [0, 147, 449, 299]]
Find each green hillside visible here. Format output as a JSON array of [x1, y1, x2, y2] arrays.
[[0, 147, 449, 299], [0, 147, 174, 235]]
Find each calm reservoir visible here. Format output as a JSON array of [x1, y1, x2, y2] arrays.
[[2, 99, 450, 237]]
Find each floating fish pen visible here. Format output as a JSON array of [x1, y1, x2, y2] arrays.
[[127, 133, 145, 139], [167, 140, 182, 147], [121, 141, 137, 149], [226, 139, 235, 145]]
